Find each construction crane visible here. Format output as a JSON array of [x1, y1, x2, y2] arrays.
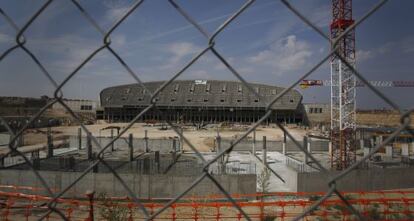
[[330, 0, 356, 170], [299, 79, 414, 89], [301, 2, 413, 170]]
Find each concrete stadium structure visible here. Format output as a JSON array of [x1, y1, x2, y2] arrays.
[[98, 80, 303, 123]]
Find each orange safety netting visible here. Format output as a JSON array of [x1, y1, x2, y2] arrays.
[[1, 185, 414, 220]]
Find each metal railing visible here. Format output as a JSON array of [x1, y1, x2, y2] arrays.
[[285, 155, 319, 173], [0, 0, 413, 220]]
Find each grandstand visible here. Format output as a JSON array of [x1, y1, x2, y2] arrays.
[[98, 80, 303, 124]]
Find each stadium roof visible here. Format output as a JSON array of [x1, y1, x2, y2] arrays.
[[100, 80, 302, 110]]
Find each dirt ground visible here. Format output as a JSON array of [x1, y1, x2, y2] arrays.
[[24, 123, 308, 152]]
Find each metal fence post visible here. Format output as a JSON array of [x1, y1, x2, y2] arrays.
[[304, 136, 309, 164], [129, 133, 134, 162], [47, 127, 53, 158], [32, 150, 40, 168], [111, 128, 114, 151], [87, 132, 92, 160], [172, 139, 177, 162], [252, 129, 256, 155], [263, 136, 267, 166], [329, 141, 333, 156], [86, 190, 95, 221], [179, 127, 184, 153], [78, 127, 82, 150], [282, 130, 287, 155], [172, 138, 176, 152], [155, 151, 160, 174], [144, 130, 149, 153]]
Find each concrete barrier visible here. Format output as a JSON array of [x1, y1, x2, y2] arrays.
[[0, 169, 256, 198], [0, 133, 10, 146]]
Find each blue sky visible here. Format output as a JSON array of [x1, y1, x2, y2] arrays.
[[0, 0, 413, 109]]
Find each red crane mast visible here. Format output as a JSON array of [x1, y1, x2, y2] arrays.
[[330, 0, 356, 170]]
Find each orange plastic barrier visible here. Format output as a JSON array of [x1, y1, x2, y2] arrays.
[[1, 188, 414, 220]]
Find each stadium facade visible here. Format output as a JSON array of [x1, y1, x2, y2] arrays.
[[97, 80, 303, 124]]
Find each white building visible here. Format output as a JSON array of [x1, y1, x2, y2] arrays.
[[52, 99, 97, 113]]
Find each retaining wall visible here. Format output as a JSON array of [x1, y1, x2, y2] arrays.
[[68, 136, 177, 153], [0, 169, 256, 198], [222, 139, 329, 152], [295, 167, 414, 192], [67, 136, 329, 154]]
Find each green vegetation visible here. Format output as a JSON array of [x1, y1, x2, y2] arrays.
[[98, 192, 129, 221], [258, 167, 271, 193]]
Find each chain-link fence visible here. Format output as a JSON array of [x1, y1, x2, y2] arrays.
[[3, 189, 414, 220], [1, 0, 413, 220]]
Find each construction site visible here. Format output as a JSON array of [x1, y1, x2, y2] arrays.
[[1, 0, 414, 220]]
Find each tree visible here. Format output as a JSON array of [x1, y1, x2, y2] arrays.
[[258, 167, 271, 193]]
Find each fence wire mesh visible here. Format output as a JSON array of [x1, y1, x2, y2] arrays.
[[0, 0, 413, 220], [3, 188, 414, 220]]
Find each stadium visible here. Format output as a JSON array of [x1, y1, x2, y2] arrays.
[[97, 80, 303, 124]]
